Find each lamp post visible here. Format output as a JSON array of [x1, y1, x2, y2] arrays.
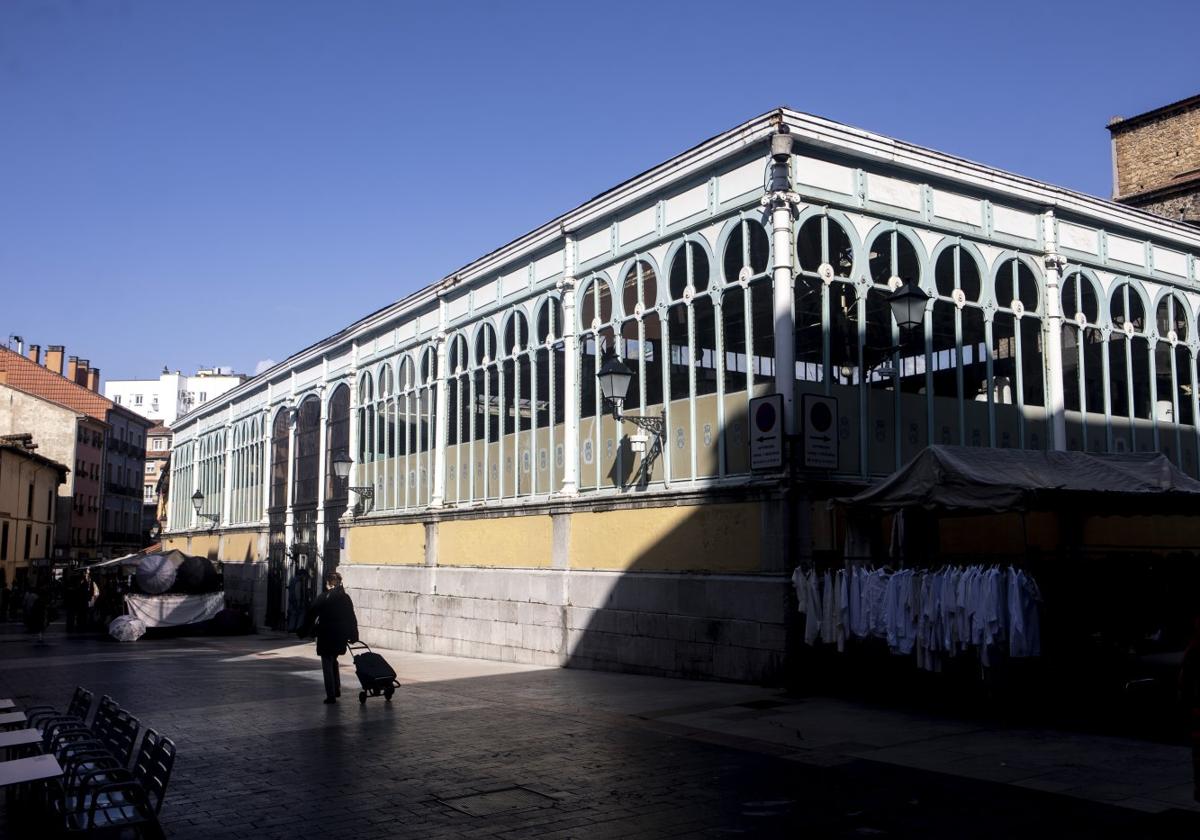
[[332, 451, 374, 517], [874, 279, 930, 470], [190, 489, 220, 529], [596, 348, 665, 487]]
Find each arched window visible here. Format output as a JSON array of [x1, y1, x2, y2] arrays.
[[721, 218, 769, 284], [992, 257, 1045, 450], [795, 216, 853, 386], [269, 408, 290, 510], [868, 229, 920, 288], [473, 324, 500, 499], [447, 334, 471, 502], [924, 244, 985, 453], [1108, 282, 1151, 452], [1061, 271, 1105, 452], [1154, 293, 1194, 469], [325, 384, 350, 504], [368, 365, 395, 510], [578, 276, 615, 491], [722, 218, 774, 405], [501, 311, 532, 498], [292, 395, 321, 508], [534, 297, 566, 493], [409, 347, 437, 507]]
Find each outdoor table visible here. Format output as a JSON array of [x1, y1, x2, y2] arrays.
[[0, 754, 60, 788], [0, 729, 41, 760], [0, 699, 15, 711], [0, 752, 61, 812], [0, 711, 26, 730]]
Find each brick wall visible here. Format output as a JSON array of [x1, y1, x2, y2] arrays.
[[1110, 100, 1200, 199], [1127, 191, 1200, 224]]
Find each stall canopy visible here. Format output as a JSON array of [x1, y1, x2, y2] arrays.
[[833, 445, 1200, 514]]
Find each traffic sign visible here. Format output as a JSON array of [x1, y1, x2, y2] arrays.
[[802, 394, 838, 469], [749, 394, 784, 471]]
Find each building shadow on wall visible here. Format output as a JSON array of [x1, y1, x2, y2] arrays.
[[562, 397, 800, 684]]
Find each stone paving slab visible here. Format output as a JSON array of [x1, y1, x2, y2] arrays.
[[0, 631, 1197, 838]]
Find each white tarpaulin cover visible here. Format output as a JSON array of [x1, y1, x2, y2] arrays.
[[833, 445, 1200, 513], [108, 615, 147, 642], [135, 553, 178, 594], [125, 592, 226, 628]]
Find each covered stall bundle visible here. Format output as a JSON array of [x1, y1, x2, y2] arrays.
[[92, 549, 232, 633], [832, 445, 1200, 515], [803, 445, 1200, 738]]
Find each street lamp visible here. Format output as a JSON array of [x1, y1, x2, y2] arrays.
[[596, 347, 665, 485], [333, 451, 374, 517], [886, 280, 930, 333], [872, 279, 930, 468], [190, 489, 220, 529]]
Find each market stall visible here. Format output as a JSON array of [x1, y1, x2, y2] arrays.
[[802, 445, 1200, 736]]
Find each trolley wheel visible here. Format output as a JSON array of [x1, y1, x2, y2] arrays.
[[384, 687, 394, 701], [358, 691, 367, 705]]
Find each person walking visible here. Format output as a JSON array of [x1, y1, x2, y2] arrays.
[[298, 571, 358, 704], [25, 587, 48, 645]]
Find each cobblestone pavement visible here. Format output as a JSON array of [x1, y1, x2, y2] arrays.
[[2, 629, 1198, 839]]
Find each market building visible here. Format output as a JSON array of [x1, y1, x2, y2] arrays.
[[163, 107, 1200, 683]]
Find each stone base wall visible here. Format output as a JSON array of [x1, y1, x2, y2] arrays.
[[222, 561, 269, 629], [340, 564, 788, 682]]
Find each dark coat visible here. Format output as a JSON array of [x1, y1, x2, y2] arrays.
[[299, 586, 358, 657]]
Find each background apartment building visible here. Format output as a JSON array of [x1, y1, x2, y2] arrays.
[[0, 434, 67, 587], [0, 343, 152, 557], [0, 383, 105, 559], [104, 367, 246, 426], [144, 424, 172, 537]]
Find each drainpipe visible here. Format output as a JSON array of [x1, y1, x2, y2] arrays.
[[762, 123, 800, 435], [1042, 209, 1068, 451], [559, 232, 580, 496]]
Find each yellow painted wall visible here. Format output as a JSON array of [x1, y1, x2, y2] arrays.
[[569, 502, 762, 573], [347, 522, 425, 566], [221, 532, 259, 564], [189, 534, 219, 559], [162, 537, 188, 552], [439, 515, 552, 568]]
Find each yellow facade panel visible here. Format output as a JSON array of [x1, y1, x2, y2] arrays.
[[438, 516, 552, 568], [347, 522, 426, 565], [220, 533, 259, 564], [569, 503, 761, 573]]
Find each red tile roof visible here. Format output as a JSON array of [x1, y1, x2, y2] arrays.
[[0, 346, 147, 426]]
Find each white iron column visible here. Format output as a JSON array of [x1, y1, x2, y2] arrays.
[[283, 403, 297, 547], [431, 303, 449, 507], [559, 237, 580, 496], [259, 408, 271, 523], [345, 343, 360, 519], [314, 378, 329, 542], [1042, 209, 1068, 451], [189, 436, 201, 531], [763, 126, 799, 434], [220, 413, 234, 528]]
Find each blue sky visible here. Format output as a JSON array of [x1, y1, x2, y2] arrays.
[[2, 0, 1197, 381]]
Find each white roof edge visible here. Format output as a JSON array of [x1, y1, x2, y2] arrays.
[[176, 107, 1200, 435], [177, 111, 782, 433], [780, 109, 1200, 248]]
